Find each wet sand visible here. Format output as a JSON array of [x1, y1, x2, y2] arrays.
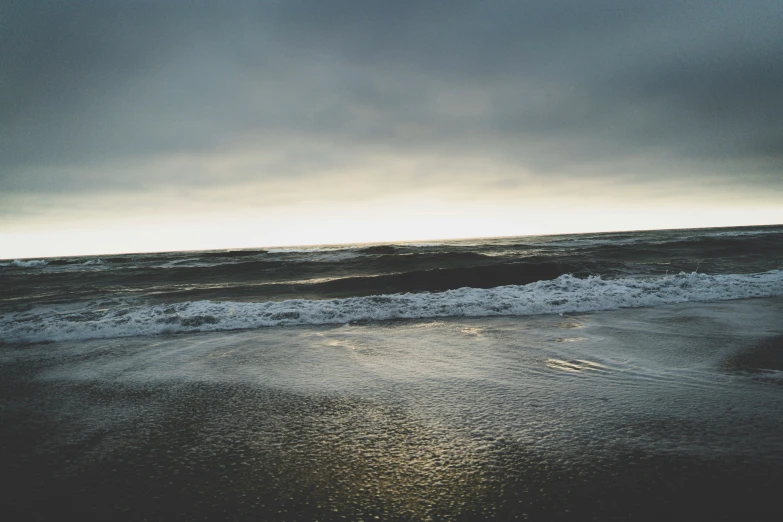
[[724, 335, 783, 374], [2, 298, 782, 521]]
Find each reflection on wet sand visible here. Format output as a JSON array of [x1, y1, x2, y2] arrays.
[[1, 298, 782, 520]]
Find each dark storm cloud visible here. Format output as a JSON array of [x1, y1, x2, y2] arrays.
[[1, 0, 782, 195]]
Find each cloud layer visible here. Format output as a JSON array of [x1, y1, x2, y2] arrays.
[[2, 0, 782, 229]]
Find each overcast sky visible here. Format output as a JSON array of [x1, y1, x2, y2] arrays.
[[2, 0, 782, 256]]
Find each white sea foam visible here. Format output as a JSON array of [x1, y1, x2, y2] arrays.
[[11, 259, 48, 267], [701, 229, 781, 239], [2, 271, 782, 344], [267, 246, 358, 253], [539, 238, 642, 247]]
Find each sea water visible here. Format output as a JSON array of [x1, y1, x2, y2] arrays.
[[1, 225, 782, 520]]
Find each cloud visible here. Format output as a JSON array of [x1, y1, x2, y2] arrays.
[[1, 0, 782, 204]]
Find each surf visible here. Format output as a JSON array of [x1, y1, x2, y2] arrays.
[[3, 270, 782, 344]]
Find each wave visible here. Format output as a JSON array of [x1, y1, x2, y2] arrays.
[[701, 228, 782, 239], [119, 261, 576, 303], [536, 227, 782, 249], [9, 259, 48, 267], [2, 270, 782, 344], [266, 245, 358, 253], [3, 258, 109, 268], [398, 242, 454, 248], [200, 250, 265, 258], [309, 261, 572, 296]]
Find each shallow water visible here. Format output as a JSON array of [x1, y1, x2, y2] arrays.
[[2, 297, 782, 520]]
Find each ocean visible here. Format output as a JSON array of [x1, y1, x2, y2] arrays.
[[1, 225, 782, 520]]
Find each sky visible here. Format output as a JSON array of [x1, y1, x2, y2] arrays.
[[2, 0, 782, 258]]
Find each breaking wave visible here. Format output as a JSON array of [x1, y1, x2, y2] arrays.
[[10, 259, 49, 267], [2, 270, 782, 344]]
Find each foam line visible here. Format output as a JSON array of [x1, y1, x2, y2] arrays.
[[2, 271, 782, 344]]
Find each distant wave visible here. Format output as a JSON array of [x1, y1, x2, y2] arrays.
[[537, 228, 782, 249], [701, 228, 783, 239], [3, 258, 108, 268], [266, 246, 358, 253], [2, 270, 782, 344], [200, 250, 265, 258], [9, 259, 48, 267], [308, 261, 571, 295]]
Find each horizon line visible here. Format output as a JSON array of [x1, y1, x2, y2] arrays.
[[2, 222, 781, 261]]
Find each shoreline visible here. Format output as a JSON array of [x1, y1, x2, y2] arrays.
[[2, 297, 782, 521]]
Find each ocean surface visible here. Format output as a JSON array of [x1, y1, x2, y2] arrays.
[[2, 225, 783, 520], [2, 225, 783, 343]]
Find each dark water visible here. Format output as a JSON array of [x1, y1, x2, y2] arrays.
[[3, 225, 782, 307], [1, 225, 782, 343]]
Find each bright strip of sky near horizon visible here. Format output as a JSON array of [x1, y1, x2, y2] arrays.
[[1, 1, 782, 258]]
